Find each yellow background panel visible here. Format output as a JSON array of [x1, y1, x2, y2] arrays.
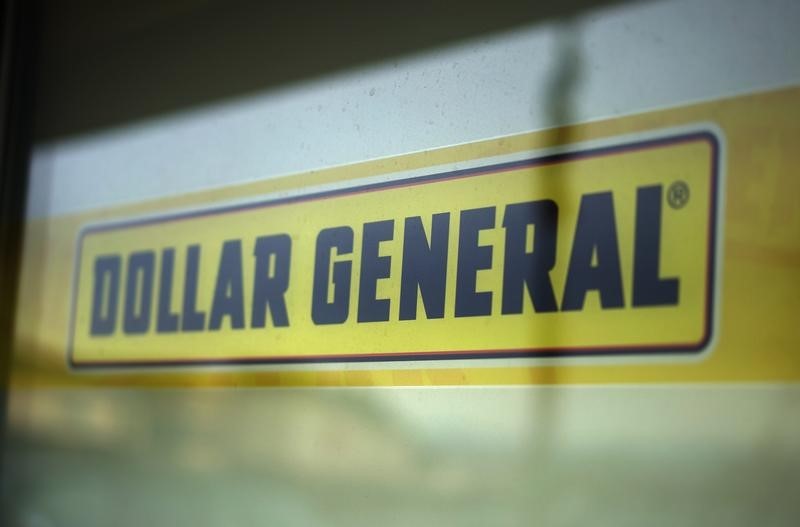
[[71, 134, 714, 365], [11, 86, 800, 385]]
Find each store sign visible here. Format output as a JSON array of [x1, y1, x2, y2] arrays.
[[69, 128, 721, 368]]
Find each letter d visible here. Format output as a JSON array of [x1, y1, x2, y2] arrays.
[[91, 255, 121, 335]]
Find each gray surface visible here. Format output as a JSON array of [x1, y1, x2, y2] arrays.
[[27, 0, 800, 218], [4, 386, 800, 526]]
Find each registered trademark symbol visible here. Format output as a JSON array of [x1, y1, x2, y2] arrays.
[[667, 181, 690, 209]]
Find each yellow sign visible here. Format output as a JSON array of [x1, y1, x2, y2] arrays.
[[13, 86, 800, 386], [69, 128, 720, 368]]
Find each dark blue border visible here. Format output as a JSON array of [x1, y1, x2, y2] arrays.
[[68, 129, 721, 369]]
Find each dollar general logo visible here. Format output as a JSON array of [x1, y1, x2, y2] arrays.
[[68, 128, 722, 368]]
